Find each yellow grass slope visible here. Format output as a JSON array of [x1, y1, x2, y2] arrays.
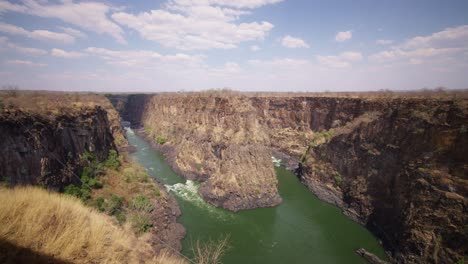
[[0, 187, 186, 264]]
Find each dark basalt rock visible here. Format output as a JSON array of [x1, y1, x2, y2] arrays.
[[0, 107, 117, 189]]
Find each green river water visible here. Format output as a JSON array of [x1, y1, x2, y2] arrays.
[[126, 128, 388, 264]]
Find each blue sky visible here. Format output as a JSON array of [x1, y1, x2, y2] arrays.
[[0, 0, 467, 92]]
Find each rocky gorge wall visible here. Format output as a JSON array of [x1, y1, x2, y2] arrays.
[[111, 93, 467, 263], [0, 96, 124, 189]]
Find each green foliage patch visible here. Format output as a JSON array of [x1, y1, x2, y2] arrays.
[[130, 195, 154, 212]]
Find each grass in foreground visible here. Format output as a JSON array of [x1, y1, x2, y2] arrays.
[[0, 186, 186, 264]]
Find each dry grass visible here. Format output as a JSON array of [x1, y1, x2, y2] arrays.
[[190, 236, 230, 264], [0, 186, 186, 264], [151, 88, 468, 99]]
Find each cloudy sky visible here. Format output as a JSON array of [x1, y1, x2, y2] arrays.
[[0, 0, 467, 92]]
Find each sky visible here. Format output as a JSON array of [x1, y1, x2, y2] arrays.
[[0, 0, 467, 92]]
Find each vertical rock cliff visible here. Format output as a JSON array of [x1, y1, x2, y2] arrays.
[[110, 93, 467, 263], [0, 94, 124, 189], [298, 98, 467, 264]]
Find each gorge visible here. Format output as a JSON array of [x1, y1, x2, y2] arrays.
[[0, 91, 466, 264], [110, 92, 467, 264]]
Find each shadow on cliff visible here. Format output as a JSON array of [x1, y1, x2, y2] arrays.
[[107, 94, 149, 128], [0, 239, 73, 264]]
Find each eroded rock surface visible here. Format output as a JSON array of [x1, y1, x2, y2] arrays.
[[0, 106, 121, 188], [111, 93, 467, 263]]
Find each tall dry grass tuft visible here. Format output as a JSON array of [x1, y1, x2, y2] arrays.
[[190, 236, 230, 264], [0, 187, 186, 264]]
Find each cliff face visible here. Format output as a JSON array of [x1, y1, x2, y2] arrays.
[[298, 99, 467, 264], [0, 94, 125, 189], [112, 93, 467, 263]]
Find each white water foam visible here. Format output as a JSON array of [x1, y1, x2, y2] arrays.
[[271, 156, 282, 167], [125, 127, 135, 135], [165, 180, 233, 220]]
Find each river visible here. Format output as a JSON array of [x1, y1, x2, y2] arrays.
[[126, 128, 388, 264]]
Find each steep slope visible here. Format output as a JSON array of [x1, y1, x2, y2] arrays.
[[0, 92, 186, 261], [0, 93, 127, 189], [0, 186, 185, 264], [111, 92, 467, 263], [298, 99, 468, 263]]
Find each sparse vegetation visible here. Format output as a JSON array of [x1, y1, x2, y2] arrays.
[[104, 149, 120, 169], [145, 127, 153, 135], [333, 171, 343, 187], [0, 187, 186, 264], [130, 213, 153, 235], [130, 194, 155, 212], [190, 236, 230, 264], [156, 136, 167, 144]]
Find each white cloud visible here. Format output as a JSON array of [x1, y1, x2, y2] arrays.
[[317, 51, 362, 68], [112, 1, 275, 50], [376, 39, 393, 45], [250, 45, 261, 51], [5, 59, 46, 67], [59, 27, 87, 39], [370, 25, 468, 64], [165, 0, 282, 9], [0, 22, 74, 44], [0, 36, 47, 55], [85, 47, 203, 68], [51, 48, 85, 59], [248, 58, 310, 68], [0, 0, 125, 44], [335, 30, 352, 42], [280, 35, 309, 48]]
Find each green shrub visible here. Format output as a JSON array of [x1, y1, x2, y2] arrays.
[[333, 172, 343, 187], [115, 211, 126, 225], [130, 213, 153, 235], [129, 195, 154, 212], [64, 184, 90, 201], [107, 194, 123, 215], [104, 150, 120, 170], [64, 185, 82, 198], [91, 197, 106, 212], [81, 151, 97, 163], [156, 136, 166, 145], [144, 127, 153, 135], [154, 186, 161, 197]]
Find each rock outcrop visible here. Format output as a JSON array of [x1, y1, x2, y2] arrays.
[[111, 93, 467, 263], [298, 98, 467, 264], [0, 96, 124, 189]]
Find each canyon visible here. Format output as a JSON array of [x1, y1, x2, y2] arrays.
[[1, 91, 465, 263], [111, 92, 467, 264]]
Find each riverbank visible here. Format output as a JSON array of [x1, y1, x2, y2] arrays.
[[126, 127, 389, 264]]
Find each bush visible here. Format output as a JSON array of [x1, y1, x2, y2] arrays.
[[64, 185, 81, 198], [91, 197, 106, 212], [130, 213, 153, 235], [156, 136, 166, 145], [154, 186, 161, 197], [115, 211, 126, 225], [81, 151, 97, 163], [104, 150, 120, 170], [64, 184, 90, 201], [144, 127, 153, 135], [107, 195, 123, 215], [130, 195, 154, 212], [333, 172, 343, 187]]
